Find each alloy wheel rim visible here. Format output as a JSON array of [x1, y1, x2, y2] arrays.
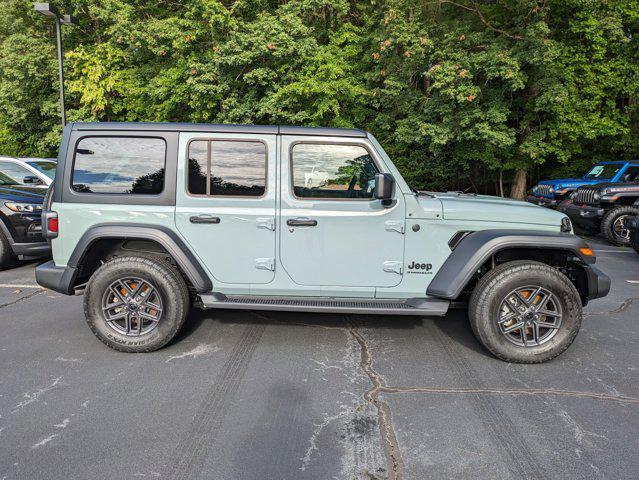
[[498, 286, 562, 347], [612, 215, 631, 241], [101, 277, 163, 336]]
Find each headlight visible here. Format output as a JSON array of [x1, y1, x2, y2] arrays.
[[561, 217, 572, 233], [548, 187, 555, 194], [569, 191, 577, 199], [4, 202, 42, 213], [593, 192, 601, 201]]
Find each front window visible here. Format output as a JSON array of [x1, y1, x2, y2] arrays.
[[0, 161, 34, 185], [72, 137, 166, 194], [584, 164, 622, 180], [27, 161, 56, 179], [0, 171, 18, 186], [291, 144, 379, 199]]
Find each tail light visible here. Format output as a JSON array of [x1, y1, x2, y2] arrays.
[[43, 211, 58, 239]]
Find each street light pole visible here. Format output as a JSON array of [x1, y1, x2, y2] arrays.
[[54, 15, 66, 126], [34, 3, 77, 128]]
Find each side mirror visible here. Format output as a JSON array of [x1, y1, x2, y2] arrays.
[[23, 175, 42, 184], [374, 173, 395, 202], [621, 174, 632, 183]]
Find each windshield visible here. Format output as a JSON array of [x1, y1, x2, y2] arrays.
[[0, 171, 19, 186], [584, 164, 621, 180], [27, 161, 56, 179]]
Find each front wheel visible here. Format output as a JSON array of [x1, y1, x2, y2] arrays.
[[601, 206, 639, 246], [84, 255, 190, 352], [468, 261, 582, 363]]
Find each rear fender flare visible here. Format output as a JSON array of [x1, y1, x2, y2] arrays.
[[69, 223, 212, 293]]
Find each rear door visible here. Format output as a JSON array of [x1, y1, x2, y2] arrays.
[[175, 132, 276, 285]]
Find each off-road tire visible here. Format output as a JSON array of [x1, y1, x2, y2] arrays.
[[468, 260, 582, 363], [601, 206, 639, 247], [84, 255, 190, 352], [0, 230, 17, 269]]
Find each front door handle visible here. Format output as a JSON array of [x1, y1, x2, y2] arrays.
[[190, 215, 221, 224], [287, 218, 318, 227]]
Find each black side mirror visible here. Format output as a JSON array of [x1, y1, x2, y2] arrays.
[[23, 175, 42, 184], [621, 174, 632, 183], [374, 173, 395, 202]]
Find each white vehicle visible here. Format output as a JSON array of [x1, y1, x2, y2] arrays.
[[304, 166, 330, 188], [0, 157, 56, 188]]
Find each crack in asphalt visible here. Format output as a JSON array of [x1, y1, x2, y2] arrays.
[[585, 296, 639, 317], [348, 325, 405, 480], [0, 289, 45, 310]]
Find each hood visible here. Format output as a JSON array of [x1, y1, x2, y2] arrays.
[[0, 184, 46, 203], [577, 181, 639, 190], [423, 192, 565, 227], [537, 178, 601, 188]]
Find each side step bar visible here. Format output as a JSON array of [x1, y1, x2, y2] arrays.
[[198, 294, 450, 316]]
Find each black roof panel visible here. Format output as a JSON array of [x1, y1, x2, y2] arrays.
[[72, 122, 367, 138]]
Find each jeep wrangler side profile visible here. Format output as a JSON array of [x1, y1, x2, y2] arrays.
[[36, 123, 610, 363], [559, 180, 639, 246], [527, 160, 639, 208]]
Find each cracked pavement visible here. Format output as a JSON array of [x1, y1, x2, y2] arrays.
[[0, 236, 638, 479]]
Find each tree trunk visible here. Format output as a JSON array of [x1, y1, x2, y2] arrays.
[[510, 169, 527, 200]]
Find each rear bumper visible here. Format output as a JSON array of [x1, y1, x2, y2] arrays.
[[35, 260, 77, 295], [526, 195, 558, 208], [558, 201, 604, 229]]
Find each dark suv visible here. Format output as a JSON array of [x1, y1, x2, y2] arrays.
[[0, 172, 49, 267], [559, 180, 639, 246]]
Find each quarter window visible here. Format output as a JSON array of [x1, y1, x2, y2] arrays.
[[291, 144, 379, 199], [72, 137, 166, 194], [187, 140, 266, 197]]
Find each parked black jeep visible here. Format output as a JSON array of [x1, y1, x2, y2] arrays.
[[0, 171, 49, 267], [559, 180, 639, 246]]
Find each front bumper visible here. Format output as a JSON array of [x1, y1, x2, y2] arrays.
[[584, 265, 611, 301], [558, 201, 604, 229], [12, 242, 50, 260], [526, 195, 558, 208], [35, 260, 78, 295]]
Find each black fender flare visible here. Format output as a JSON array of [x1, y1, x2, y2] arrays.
[[426, 229, 597, 300], [69, 223, 212, 292]]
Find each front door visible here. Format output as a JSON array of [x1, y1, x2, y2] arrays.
[[279, 136, 406, 288], [176, 133, 276, 285]]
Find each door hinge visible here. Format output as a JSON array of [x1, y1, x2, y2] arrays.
[[255, 258, 275, 271], [382, 261, 403, 275], [384, 220, 405, 234], [256, 217, 275, 231]]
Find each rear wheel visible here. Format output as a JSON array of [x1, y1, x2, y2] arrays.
[[469, 261, 582, 363], [84, 255, 190, 352], [601, 206, 639, 246]]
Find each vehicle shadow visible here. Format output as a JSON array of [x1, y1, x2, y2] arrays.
[[175, 305, 492, 359]]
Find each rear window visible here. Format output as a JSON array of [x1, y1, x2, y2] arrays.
[[72, 137, 166, 194], [187, 140, 266, 197]]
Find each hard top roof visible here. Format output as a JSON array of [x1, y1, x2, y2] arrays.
[[71, 122, 368, 138]]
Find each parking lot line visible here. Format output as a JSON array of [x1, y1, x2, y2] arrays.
[[0, 283, 42, 289], [627, 280, 639, 284]]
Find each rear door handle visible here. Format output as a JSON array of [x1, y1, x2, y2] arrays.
[[190, 215, 221, 224], [287, 218, 318, 227]]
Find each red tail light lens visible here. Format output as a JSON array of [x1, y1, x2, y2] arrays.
[[48, 217, 58, 233]]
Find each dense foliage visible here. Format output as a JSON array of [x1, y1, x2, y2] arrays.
[[1, 0, 637, 197]]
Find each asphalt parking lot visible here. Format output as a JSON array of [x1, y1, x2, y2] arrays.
[[0, 236, 638, 480]]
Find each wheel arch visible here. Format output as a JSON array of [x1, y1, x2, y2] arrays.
[[426, 229, 599, 302], [69, 223, 212, 293]]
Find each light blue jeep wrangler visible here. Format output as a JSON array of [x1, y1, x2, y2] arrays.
[[36, 123, 610, 363]]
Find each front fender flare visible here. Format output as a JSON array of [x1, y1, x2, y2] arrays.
[[426, 229, 595, 300]]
